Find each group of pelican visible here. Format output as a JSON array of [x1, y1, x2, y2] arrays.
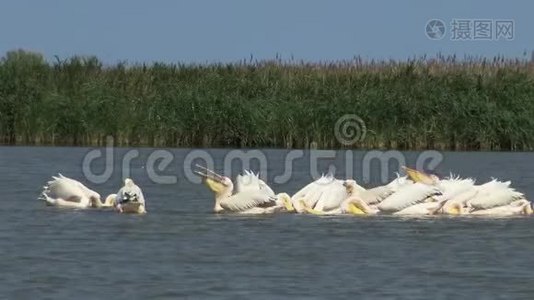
[[40, 174, 146, 214], [195, 165, 532, 217], [40, 166, 530, 217]]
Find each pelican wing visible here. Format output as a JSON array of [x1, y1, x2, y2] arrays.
[[470, 200, 530, 216], [468, 187, 523, 210], [313, 180, 348, 211], [236, 170, 261, 193], [362, 176, 413, 204], [435, 177, 475, 202], [258, 179, 275, 197], [58, 174, 100, 199], [378, 182, 441, 213], [236, 171, 275, 197], [393, 202, 441, 215], [44, 175, 87, 203], [41, 192, 91, 208], [41, 174, 96, 208], [360, 187, 390, 204], [219, 190, 276, 212], [291, 175, 337, 211], [444, 188, 479, 206]]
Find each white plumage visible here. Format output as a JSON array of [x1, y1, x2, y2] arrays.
[[40, 174, 100, 209], [290, 175, 336, 212], [290, 175, 358, 214], [361, 175, 413, 205], [393, 201, 443, 215], [40, 166, 531, 218], [434, 176, 475, 202], [196, 166, 284, 214], [377, 182, 441, 213], [115, 178, 147, 214], [220, 191, 276, 212], [403, 167, 531, 216], [467, 179, 524, 210], [470, 199, 532, 216]]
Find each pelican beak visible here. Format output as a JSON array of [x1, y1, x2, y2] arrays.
[[299, 199, 323, 215], [403, 166, 436, 185], [195, 164, 224, 183], [283, 200, 295, 212], [278, 193, 295, 212], [194, 165, 227, 193], [104, 194, 117, 207], [523, 202, 533, 215], [347, 203, 366, 215], [442, 202, 462, 215]]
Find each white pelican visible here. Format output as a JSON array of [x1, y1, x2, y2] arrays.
[[466, 180, 524, 210], [404, 167, 529, 216], [195, 165, 290, 214], [470, 199, 533, 216], [289, 174, 433, 216], [376, 182, 441, 213], [287, 176, 368, 215], [108, 178, 147, 214], [359, 174, 414, 205], [342, 173, 447, 216], [40, 174, 115, 209]]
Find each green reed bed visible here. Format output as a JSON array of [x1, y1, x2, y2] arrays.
[[1, 49, 534, 150]]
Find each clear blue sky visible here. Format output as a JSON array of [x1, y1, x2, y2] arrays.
[[0, 0, 531, 64]]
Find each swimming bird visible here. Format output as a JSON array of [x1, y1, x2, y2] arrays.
[[376, 182, 442, 213], [108, 178, 147, 214], [470, 199, 533, 216], [404, 167, 528, 216], [338, 173, 443, 216], [195, 165, 290, 214], [40, 174, 114, 209], [359, 174, 414, 205], [288, 175, 368, 215]]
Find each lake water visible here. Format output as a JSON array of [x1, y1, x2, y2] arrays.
[[1, 146, 534, 299]]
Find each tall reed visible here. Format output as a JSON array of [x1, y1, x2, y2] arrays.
[[1, 49, 534, 150]]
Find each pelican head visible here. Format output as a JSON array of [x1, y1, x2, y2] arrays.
[[512, 199, 533, 215], [88, 196, 100, 207], [403, 166, 439, 185], [441, 201, 465, 215], [195, 165, 234, 212], [343, 179, 364, 195], [276, 192, 295, 212], [124, 178, 135, 187], [104, 194, 117, 207], [88, 191, 103, 208], [524, 202, 534, 215]]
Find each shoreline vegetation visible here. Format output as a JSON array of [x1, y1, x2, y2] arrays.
[[1, 49, 534, 150]]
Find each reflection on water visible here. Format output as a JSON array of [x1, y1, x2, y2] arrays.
[[1, 147, 534, 299]]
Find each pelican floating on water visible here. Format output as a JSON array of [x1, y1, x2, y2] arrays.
[[288, 173, 446, 216], [286, 175, 372, 215], [108, 178, 147, 214], [195, 165, 290, 214], [470, 199, 533, 216], [403, 167, 530, 216], [40, 174, 115, 209], [341, 181, 443, 216]]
